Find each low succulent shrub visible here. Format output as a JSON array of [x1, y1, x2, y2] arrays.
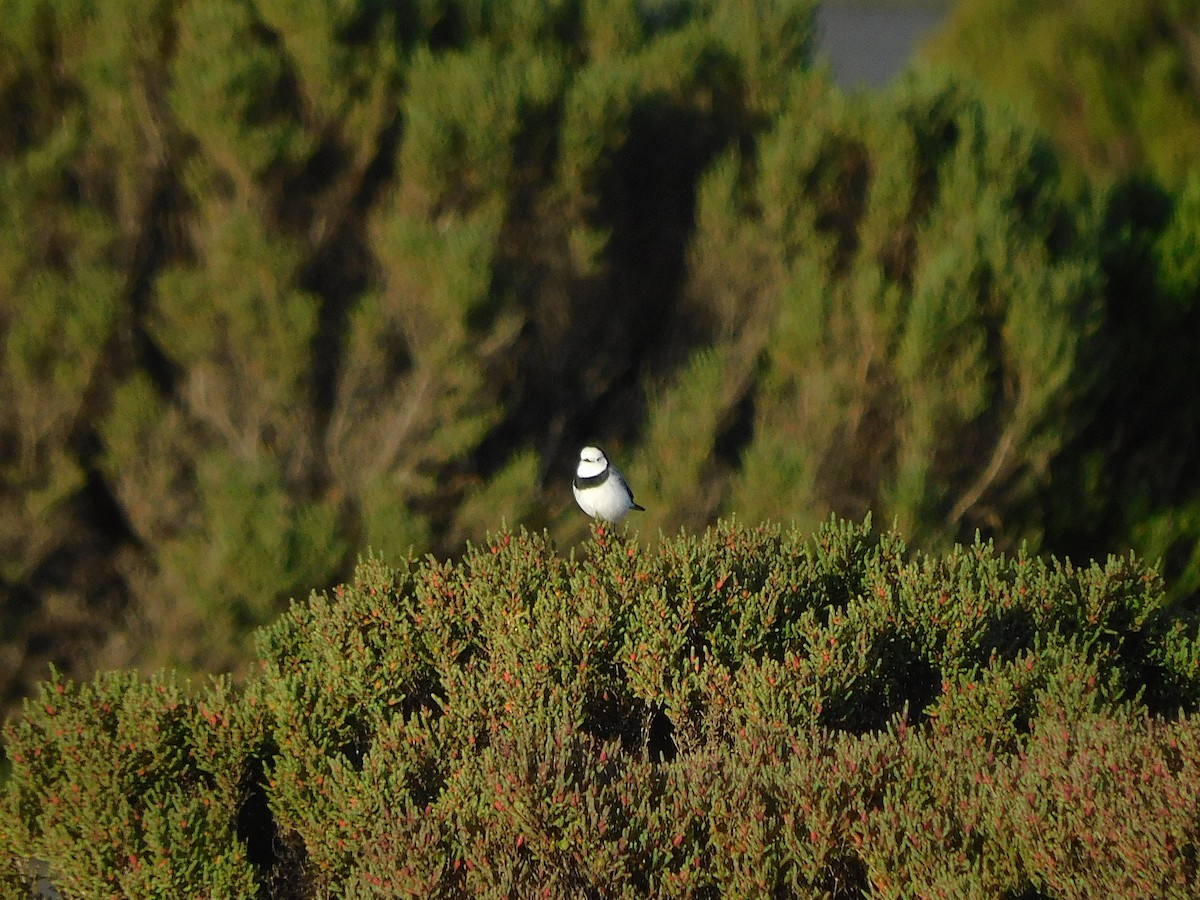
[[4, 517, 1198, 897]]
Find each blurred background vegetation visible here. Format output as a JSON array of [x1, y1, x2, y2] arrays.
[[1, 0, 1198, 722]]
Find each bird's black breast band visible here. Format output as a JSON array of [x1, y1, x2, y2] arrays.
[[574, 470, 610, 489]]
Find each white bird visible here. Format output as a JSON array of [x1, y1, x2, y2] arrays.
[[573, 445, 645, 524]]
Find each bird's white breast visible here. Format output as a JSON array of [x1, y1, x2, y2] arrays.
[[574, 478, 632, 523]]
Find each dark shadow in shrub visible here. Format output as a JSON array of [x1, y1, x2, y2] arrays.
[[1119, 620, 1200, 717], [406, 754, 445, 809], [237, 751, 278, 872], [582, 688, 646, 757], [1134, 659, 1200, 717], [1008, 687, 1038, 740], [1003, 887, 1053, 900], [821, 635, 939, 734], [973, 607, 1038, 666], [262, 830, 312, 900], [336, 714, 369, 771], [236, 746, 309, 899], [817, 852, 868, 898], [648, 704, 678, 762], [1054, 602, 1139, 653], [400, 672, 446, 723]]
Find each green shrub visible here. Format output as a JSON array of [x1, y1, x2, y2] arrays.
[[2, 670, 266, 896], [4, 517, 1198, 897], [637, 72, 1101, 553]]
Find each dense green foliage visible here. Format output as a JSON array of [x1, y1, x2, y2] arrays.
[[920, 0, 1200, 611], [2, 0, 1200, 745], [640, 73, 1097, 550], [4, 518, 1198, 897], [922, 0, 1200, 191]]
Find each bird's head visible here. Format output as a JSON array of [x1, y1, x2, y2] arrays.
[[577, 445, 608, 477]]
